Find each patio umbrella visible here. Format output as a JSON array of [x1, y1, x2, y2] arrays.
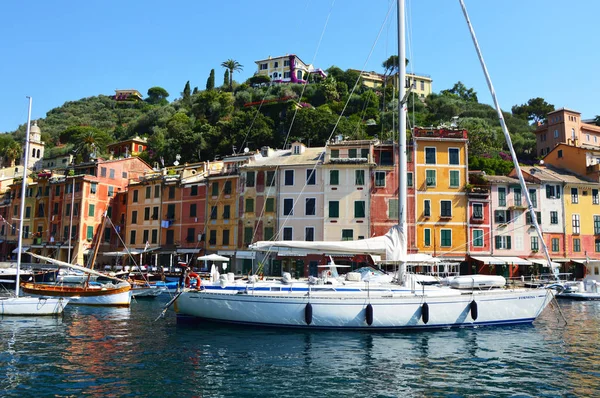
[[197, 254, 230, 262]]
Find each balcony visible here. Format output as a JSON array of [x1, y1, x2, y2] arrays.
[[470, 216, 484, 224]]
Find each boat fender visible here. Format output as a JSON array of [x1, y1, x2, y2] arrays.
[[365, 304, 374, 326], [186, 272, 201, 289], [470, 300, 478, 321], [421, 303, 429, 324], [305, 303, 313, 325]]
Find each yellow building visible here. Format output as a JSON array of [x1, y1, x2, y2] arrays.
[[413, 128, 468, 260], [353, 70, 433, 99], [254, 54, 326, 84]]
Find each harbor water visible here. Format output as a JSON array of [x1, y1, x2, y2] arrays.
[[1, 296, 599, 397]]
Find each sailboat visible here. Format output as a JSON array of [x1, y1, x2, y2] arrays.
[[1, 97, 69, 316], [172, 0, 555, 329], [21, 214, 132, 307]]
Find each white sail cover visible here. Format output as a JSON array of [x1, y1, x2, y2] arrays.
[[250, 226, 406, 261], [28, 252, 130, 284]]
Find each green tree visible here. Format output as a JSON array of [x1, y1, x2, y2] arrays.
[[146, 87, 169, 105], [595, 115, 600, 126], [70, 126, 113, 162], [206, 69, 215, 91], [221, 59, 244, 90], [441, 81, 478, 103], [182, 81, 192, 107], [223, 70, 229, 88], [247, 74, 271, 86], [511, 97, 555, 123]]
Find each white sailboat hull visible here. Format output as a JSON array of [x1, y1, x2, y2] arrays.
[[21, 283, 131, 307], [174, 288, 552, 330], [0, 296, 68, 316]]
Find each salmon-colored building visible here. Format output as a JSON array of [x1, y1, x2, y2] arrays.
[[535, 108, 600, 157]]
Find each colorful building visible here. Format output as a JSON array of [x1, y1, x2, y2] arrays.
[[107, 136, 148, 159], [535, 108, 600, 157], [254, 54, 326, 84]]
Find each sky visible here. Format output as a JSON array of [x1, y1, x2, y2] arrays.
[[1, 0, 599, 133]]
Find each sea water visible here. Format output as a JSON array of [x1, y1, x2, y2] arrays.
[[1, 296, 598, 397]]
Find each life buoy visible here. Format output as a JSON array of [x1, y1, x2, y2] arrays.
[[185, 272, 201, 289], [326, 270, 332, 277]]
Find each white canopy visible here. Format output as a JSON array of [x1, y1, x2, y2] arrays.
[[250, 226, 406, 261], [197, 253, 230, 262]]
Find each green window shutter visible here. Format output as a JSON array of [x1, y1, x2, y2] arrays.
[[354, 201, 365, 218], [87, 226, 94, 240], [388, 199, 398, 219], [212, 182, 219, 196], [265, 198, 274, 212], [355, 170, 365, 185], [330, 170, 339, 185], [89, 204, 95, 217], [329, 201, 339, 218], [424, 229, 431, 246], [449, 170, 459, 188]]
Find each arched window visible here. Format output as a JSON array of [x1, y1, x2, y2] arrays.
[[32, 148, 36, 157], [37, 149, 41, 158]]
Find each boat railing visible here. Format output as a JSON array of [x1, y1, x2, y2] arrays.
[[507, 272, 573, 288]]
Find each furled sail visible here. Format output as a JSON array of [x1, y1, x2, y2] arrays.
[[28, 252, 130, 284], [250, 226, 406, 262]]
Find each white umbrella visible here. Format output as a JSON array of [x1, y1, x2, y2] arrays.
[[197, 253, 230, 262]]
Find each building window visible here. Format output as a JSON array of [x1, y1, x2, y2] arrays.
[[473, 230, 484, 247], [168, 186, 175, 199], [329, 201, 339, 218], [495, 235, 511, 249], [190, 204, 197, 218], [100, 167, 107, 177], [245, 198, 254, 213], [529, 189, 537, 207], [104, 227, 111, 243], [375, 171, 386, 187], [144, 229, 150, 244], [558, 150, 563, 158], [425, 147, 436, 164], [472, 203, 483, 219], [424, 200, 431, 217], [449, 170, 459, 188], [426, 170, 436, 187], [131, 210, 137, 224], [87, 226, 94, 241], [526, 211, 542, 225], [440, 200, 452, 217], [354, 201, 365, 218], [593, 189, 599, 205], [224, 181, 232, 195], [25, 206, 31, 218], [551, 238, 560, 252], [283, 198, 294, 216], [424, 228, 431, 246], [264, 227, 274, 241], [531, 236, 539, 251], [146, 186, 151, 199], [494, 210, 510, 223], [440, 230, 452, 247], [330, 170, 339, 185], [246, 172, 255, 188], [88, 204, 95, 217], [283, 227, 293, 241], [265, 198, 274, 213], [222, 230, 230, 246], [130, 230, 136, 245], [594, 215, 600, 235], [305, 198, 316, 216], [514, 188, 522, 207], [407, 172, 413, 187], [388, 199, 398, 219], [209, 230, 217, 245], [223, 205, 230, 219], [145, 207, 151, 220], [573, 238, 581, 252], [152, 206, 158, 220], [266, 171, 276, 186], [341, 229, 354, 241], [554, 129, 559, 138], [498, 187, 506, 206], [330, 149, 339, 159], [244, 227, 253, 245], [349, 149, 357, 158], [355, 170, 365, 185], [210, 206, 217, 220], [154, 185, 160, 198], [551, 211, 559, 225], [211, 182, 219, 197], [167, 204, 176, 219], [191, 185, 198, 196], [151, 229, 158, 244], [108, 186, 114, 197], [448, 148, 459, 165], [306, 169, 316, 185], [305, 227, 315, 242], [284, 170, 294, 186], [571, 188, 578, 204]]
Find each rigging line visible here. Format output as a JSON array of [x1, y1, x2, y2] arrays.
[[237, 84, 273, 153], [458, 0, 554, 275], [323, 0, 395, 146], [281, 0, 336, 151]]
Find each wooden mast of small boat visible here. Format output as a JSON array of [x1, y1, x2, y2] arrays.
[[457, 0, 555, 276], [397, 0, 408, 280], [84, 212, 107, 288], [15, 96, 33, 297]]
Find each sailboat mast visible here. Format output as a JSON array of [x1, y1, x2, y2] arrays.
[[15, 96, 33, 297], [397, 0, 408, 272]]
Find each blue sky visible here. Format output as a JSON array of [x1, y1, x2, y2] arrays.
[[1, 0, 598, 133]]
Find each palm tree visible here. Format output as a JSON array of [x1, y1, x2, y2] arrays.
[[221, 59, 243, 90]]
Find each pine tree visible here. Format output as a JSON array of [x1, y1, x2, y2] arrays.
[[206, 69, 215, 91]]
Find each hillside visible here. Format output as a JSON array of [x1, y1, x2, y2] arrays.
[[3, 67, 544, 175]]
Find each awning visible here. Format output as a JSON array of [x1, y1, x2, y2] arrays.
[[528, 259, 560, 267], [277, 251, 306, 257], [236, 251, 256, 259], [12, 246, 29, 253], [570, 259, 586, 264], [177, 248, 201, 254], [552, 258, 570, 263], [470, 256, 506, 265], [494, 256, 531, 265]]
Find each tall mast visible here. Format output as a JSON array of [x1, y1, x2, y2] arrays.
[[397, 0, 407, 275], [16, 96, 33, 297]]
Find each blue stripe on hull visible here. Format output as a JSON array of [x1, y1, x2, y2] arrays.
[[175, 314, 536, 331]]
